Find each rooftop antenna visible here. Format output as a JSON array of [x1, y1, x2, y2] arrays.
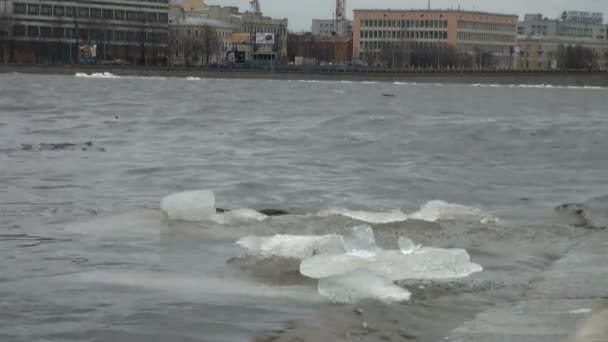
[[428, 0, 431, 10]]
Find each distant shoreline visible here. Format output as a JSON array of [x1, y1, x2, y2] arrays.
[[1, 64, 607, 87]]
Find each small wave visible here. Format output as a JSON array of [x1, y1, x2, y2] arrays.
[[470, 83, 605, 90], [321, 201, 496, 224], [74, 72, 166, 80], [185, 76, 202, 81]]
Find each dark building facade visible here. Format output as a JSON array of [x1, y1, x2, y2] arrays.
[[0, 0, 169, 65]]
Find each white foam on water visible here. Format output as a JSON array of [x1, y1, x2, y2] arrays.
[[320, 208, 409, 224], [469, 83, 605, 90], [570, 308, 593, 314], [74, 72, 167, 80], [236, 234, 346, 260], [75, 72, 121, 79], [185, 76, 202, 81], [318, 270, 411, 304], [161, 190, 216, 222]]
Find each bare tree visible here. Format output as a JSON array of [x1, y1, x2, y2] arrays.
[[1, 0, 13, 63], [200, 25, 221, 67]]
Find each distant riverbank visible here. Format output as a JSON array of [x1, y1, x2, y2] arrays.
[[1, 64, 607, 87]]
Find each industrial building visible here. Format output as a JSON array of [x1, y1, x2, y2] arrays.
[[353, 9, 518, 69], [0, 0, 169, 64]]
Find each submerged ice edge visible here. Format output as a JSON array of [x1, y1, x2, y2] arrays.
[[159, 190, 497, 225]]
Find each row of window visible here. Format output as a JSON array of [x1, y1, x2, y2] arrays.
[[360, 40, 447, 51], [12, 24, 167, 42], [13, 3, 168, 23], [457, 32, 515, 43], [360, 30, 448, 40], [361, 19, 448, 29], [457, 21, 515, 32], [457, 43, 512, 54]]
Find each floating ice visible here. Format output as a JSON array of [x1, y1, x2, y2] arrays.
[[409, 200, 497, 223], [236, 234, 345, 260], [322, 201, 495, 224], [300, 247, 482, 281], [342, 225, 379, 252], [398, 236, 421, 254], [321, 208, 409, 224], [318, 270, 411, 304], [186, 76, 201, 81], [161, 190, 216, 222], [235, 226, 482, 303], [212, 208, 267, 225]]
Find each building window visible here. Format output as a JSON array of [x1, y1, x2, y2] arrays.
[[147, 12, 157, 23], [28, 4, 39, 15], [13, 3, 26, 14], [27, 26, 39, 37], [54, 6, 64, 17], [41, 5, 52, 16], [105, 31, 113, 41], [13, 24, 26, 36], [103, 9, 113, 20], [40, 26, 52, 37], [127, 11, 136, 21], [115, 10, 125, 20], [90, 8, 101, 18], [78, 7, 89, 17], [137, 12, 146, 22], [53, 27, 64, 38], [115, 31, 125, 41], [126, 31, 136, 42], [66, 6, 75, 17]]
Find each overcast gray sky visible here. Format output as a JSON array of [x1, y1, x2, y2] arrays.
[[205, 0, 608, 31]]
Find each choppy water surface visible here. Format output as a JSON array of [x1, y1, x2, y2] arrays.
[[1, 73, 607, 342]]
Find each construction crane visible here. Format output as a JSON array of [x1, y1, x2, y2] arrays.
[[335, 0, 346, 36], [249, 0, 261, 16]]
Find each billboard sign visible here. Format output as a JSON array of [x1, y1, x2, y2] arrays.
[[232, 32, 250, 44], [561, 11, 603, 24], [255, 33, 275, 45]]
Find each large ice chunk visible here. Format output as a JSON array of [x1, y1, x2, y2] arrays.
[[342, 225, 379, 252], [300, 247, 482, 281], [161, 190, 216, 222], [236, 234, 346, 260], [318, 270, 411, 304], [398, 236, 421, 254]]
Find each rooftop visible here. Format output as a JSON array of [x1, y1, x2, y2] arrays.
[[353, 9, 518, 18]]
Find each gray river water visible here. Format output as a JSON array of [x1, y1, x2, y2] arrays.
[[1, 73, 607, 342]]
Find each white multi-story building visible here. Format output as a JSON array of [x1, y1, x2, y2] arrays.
[[0, 0, 169, 64], [518, 11, 608, 70]]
